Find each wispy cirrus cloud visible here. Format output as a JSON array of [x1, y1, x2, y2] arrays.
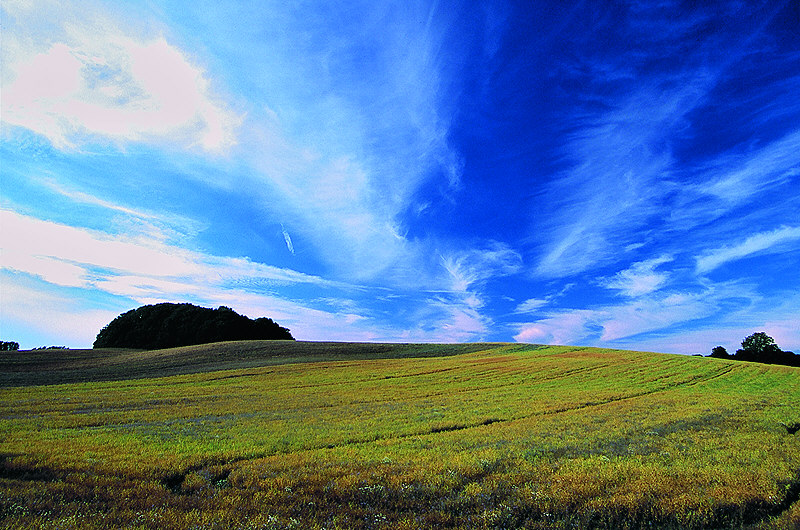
[[280, 225, 295, 255], [530, 2, 799, 281], [222, 1, 476, 285], [514, 298, 549, 314], [36, 178, 206, 244], [440, 242, 522, 293], [597, 292, 716, 342], [435, 242, 523, 341], [533, 78, 708, 278], [0, 0, 518, 347], [514, 280, 756, 350], [598, 288, 800, 355], [600, 255, 672, 297], [696, 225, 800, 274], [4, 0, 797, 353], [663, 131, 800, 237], [514, 309, 596, 346], [698, 131, 800, 205], [1, 268, 387, 347]]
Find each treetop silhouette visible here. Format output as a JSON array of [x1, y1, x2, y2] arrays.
[[94, 303, 294, 350]]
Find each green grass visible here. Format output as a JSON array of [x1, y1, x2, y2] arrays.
[[1, 342, 799, 528]]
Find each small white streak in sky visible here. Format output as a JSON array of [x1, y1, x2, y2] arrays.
[[41, 179, 158, 219], [281, 224, 295, 255]]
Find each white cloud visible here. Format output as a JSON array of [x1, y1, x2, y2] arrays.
[[514, 310, 596, 345], [0, 1, 472, 291], [36, 178, 205, 244], [156, 287, 381, 344], [0, 278, 122, 348], [0, 209, 382, 345], [0, 209, 332, 296], [435, 303, 490, 343], [514, 298, 549, 314], [1, 15, 240, 152], [383, 294, 492, 344], [1, 252, 87, 289], [441, 242, 522, 293], [514, 275, 800, 354], [408, 242, 523, 343], [1, 209, 202, 283], [696, 225, 800, 274], [700, 130, 800, 204], [600, 255, 672, 297], [601, 290, 800, 355], [0, 269, 381, 347], [598, 292, 713, 342], [514, 284, 739, 347], [0, 209, 504, 345]]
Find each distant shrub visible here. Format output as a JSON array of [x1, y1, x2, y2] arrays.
[[93, 303, 294, 349], [31, 346, 68, 350], [709, 346, 729, 359], [1, 341, 20, 351]]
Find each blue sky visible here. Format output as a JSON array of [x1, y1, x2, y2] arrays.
[[2, 0, 799, 353]]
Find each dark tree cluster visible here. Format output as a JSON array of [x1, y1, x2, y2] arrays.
[[709, 332, 798, 367], [93, 303, 294, 350], [1, 341, 20, 351]]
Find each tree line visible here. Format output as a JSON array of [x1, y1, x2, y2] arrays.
[[709, 332, 798, 367], [93, 303, 294, 349]]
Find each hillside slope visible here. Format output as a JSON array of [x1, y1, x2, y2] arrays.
[[0, 341, 499, 387], [1, 343, 799, 528]]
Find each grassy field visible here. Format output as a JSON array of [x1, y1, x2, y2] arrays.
[[1, 341, 799, 529], [0, 341, 493, 387]]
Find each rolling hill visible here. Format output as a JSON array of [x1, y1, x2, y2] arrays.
[[0, 341, 494, 386], [1, 342, 798, 528]]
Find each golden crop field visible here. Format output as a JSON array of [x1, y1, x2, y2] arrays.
[[1, 342, 799, 529]]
